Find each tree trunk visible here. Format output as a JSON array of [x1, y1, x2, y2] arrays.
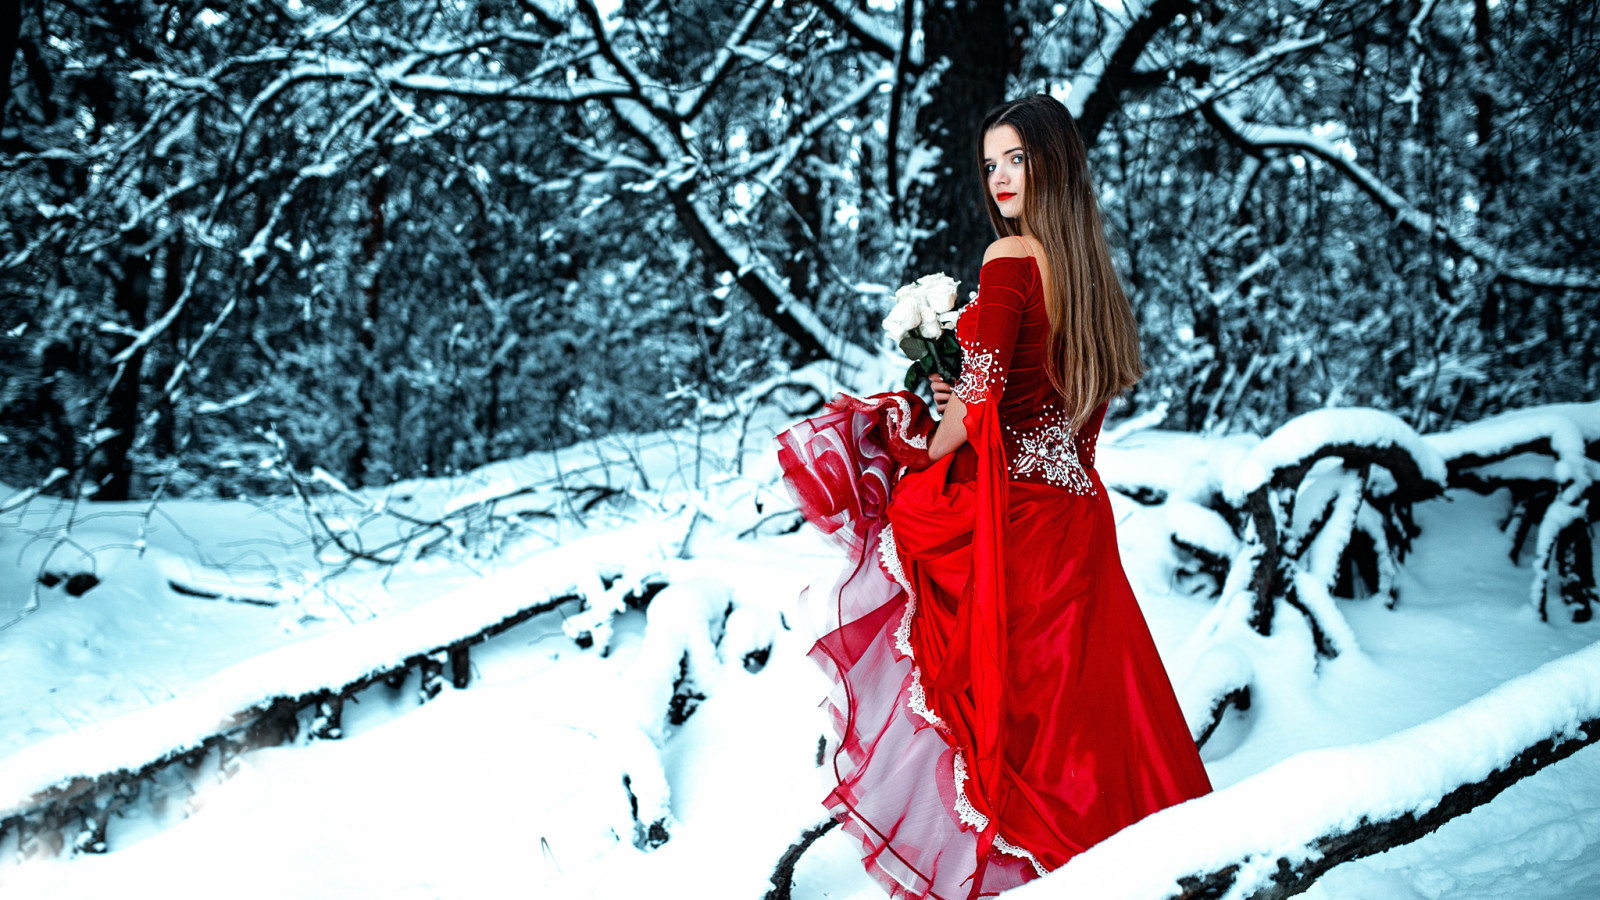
[[906, 0, 1021, 280], [1473, 0, 1503, 336], [0, 0, 20, 128], [152, 226, 187, 458], [99, 230, 153, 501], [352, 153, 390, 486]]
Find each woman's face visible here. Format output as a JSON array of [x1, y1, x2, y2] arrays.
[[982, 124, 1026, 221]]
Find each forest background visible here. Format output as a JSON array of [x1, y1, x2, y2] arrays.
[[1, 0, 1597, 502]]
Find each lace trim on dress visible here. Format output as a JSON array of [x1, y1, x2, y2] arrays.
[[880, 525, 917, 659], [951, 750, 990, 831], [881, 519, 1050, 874], [884, 394, 930, 450], [994, 835, 1051, 877], [879, 527, 946, 728], [954, 753, 1051, 876], [906, 668, 944, 728], [1006, 411, 1096, 495]]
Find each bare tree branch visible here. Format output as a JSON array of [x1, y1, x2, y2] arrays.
[[681, 0, 779, 121], [1202, 100, 1600, 292], [1070, 0, 1197, 146], [811, 0, 905, 63]]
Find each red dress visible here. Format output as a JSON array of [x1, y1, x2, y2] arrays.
[[775, 256, 1212, 898]]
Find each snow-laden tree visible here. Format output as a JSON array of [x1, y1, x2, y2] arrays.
[[2, 0, 1596, 498]]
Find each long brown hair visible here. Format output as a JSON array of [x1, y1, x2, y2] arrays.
[[977, 94, 1142, 431]]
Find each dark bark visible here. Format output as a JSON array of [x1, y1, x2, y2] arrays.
[[1242, 443, 1441, 644], [98, 229, 154, 501], [151, 227, 187, 457], [764, 818, 841, 900], [1171, 533, 1233, 596], [449, 642, 472, 688], [0, 0, 21, 127], [420, 650, 446, 702], [352, 152, 390, 486], [309, 694, 343, 740], [1074, 0, 1199, 148], [1172, 716, 1600, 900], [1554, 520, 1596, 623], [1194, 685, 1251, 750], [907, 0, 1022, 280], [782, 157, 823, 315], [1245, 487, 1280, 636]]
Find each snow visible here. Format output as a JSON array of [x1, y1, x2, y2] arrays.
[[1011, 639, 1600, 900], [1227, 407, 1448, 505], [1425, 401, 1600, 496], [1, 384, 1598, 898]]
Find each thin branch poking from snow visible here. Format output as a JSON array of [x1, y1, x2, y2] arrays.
[[1203, 101, 1600, 292]]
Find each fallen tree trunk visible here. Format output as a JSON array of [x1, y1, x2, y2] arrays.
[[1174, 714, 1600, 899], [1004, 639, 1600, 900], [0, 576, 640, 859]]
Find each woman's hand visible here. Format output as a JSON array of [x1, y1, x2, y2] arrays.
[[929, 373, 954, 416]]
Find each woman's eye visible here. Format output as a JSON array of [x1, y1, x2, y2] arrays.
[[1011, 154, 1024, 164]]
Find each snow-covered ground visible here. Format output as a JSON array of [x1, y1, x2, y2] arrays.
[[1, 380, 1597, 899]]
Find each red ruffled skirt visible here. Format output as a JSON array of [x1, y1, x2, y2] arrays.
[[777, 393, 1211, 898]]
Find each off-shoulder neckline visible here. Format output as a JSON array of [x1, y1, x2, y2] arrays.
[[979, 253, 1039, 270]]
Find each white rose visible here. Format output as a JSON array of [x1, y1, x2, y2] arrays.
[[915, 273, 960, 314], [882, 297, 924, 342], [916, 299, 943, 338], [886, 272, 961, 342]]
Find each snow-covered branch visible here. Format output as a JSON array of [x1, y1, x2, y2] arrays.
[[735, 67, 892, 184], [811, 0, 905, 63], [1182, 33, 1329, 109], [1017, 640, 1600, 900], [1423, 401, 1600, 622], [680, 0, 778, 121], [575, 0, 678, 122], [1203, 101, 1600, 292], [1070, 0, 1196, 143], [1068, 0, 1154, 119]]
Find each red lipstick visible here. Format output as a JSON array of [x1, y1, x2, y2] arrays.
[[996, 192, 1016, 201]]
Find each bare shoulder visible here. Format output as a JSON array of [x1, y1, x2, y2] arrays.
[[982, 234, 1043, 264]]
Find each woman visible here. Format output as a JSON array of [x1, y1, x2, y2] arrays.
[[776, 95, 1210, 898]]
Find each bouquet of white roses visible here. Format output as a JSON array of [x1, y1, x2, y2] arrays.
[[883, 272, 966, 391]]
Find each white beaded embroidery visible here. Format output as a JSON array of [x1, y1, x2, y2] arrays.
[[1007, 413, 1095, 495], [953, 347, 999, 406], [1078, 426, 1099, 468]]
